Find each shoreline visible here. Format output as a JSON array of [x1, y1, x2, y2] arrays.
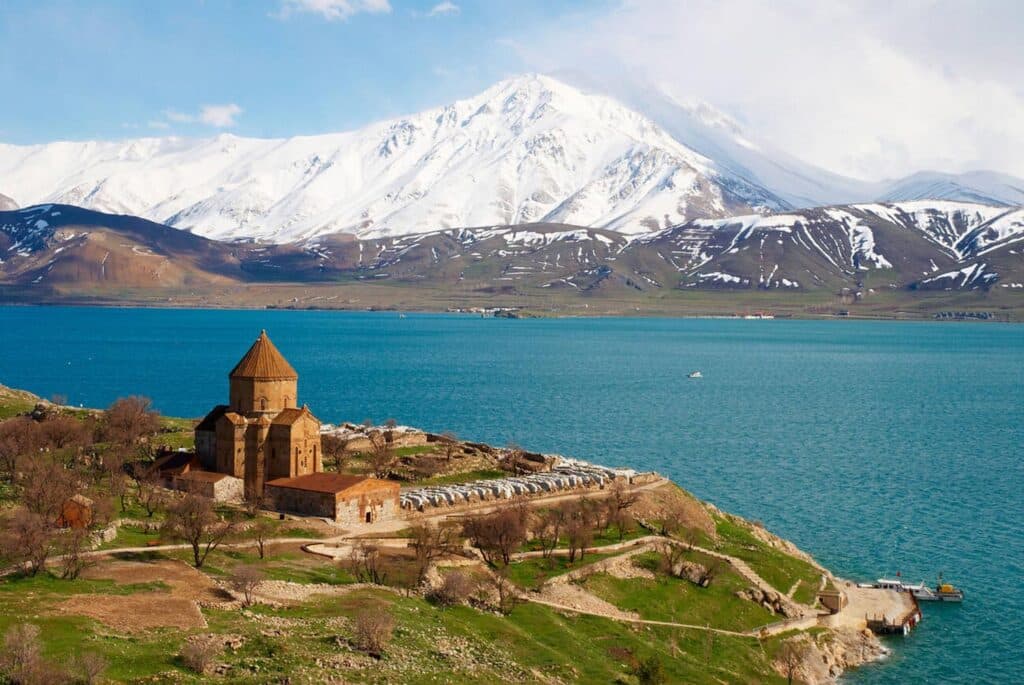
[[0, 298, 1017, 324]]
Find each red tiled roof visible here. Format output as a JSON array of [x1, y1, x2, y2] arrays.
[[265, 473, 395, 494], [271, 406, 318, 426], [229, 330, 298, 380]]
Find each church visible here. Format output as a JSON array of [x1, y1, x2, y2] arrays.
[[195, 330, 323, 499], [191, 330, 400, 524]]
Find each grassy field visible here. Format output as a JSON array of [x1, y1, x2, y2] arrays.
[[0, 564, 794, 684], [582, 550, 777, 632], [713, 516, 822, 605]]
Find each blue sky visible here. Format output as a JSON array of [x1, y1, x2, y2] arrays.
[[0, 0, 604, 143], [1, 1, 1022, 179]]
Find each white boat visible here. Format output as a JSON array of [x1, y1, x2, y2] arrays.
[[688, 371, 702, 379], [875, 578, 964, 602]]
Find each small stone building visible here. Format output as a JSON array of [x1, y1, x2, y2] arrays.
[[57, 494, 93, 529], [264, 473, 400, 524], [173, 470, 245, 503], [195, 330, 323, 499]]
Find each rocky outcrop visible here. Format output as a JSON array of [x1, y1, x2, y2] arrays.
[[776, 629, 889, 684], [736, 586, 800, 618]]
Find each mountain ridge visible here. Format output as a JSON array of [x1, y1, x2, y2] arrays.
[[3, 74, 1023, 246]]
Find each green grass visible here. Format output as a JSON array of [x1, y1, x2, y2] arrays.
[[0, 562, 795, 684], [582, 551, 776, 632], [409, 468, 507, 486], [98, 524, 163, 550], [520, 524, 649, 553], [0, 398, 34, 420], [504, 552, 616, 590], [713, 516, 822, 605]]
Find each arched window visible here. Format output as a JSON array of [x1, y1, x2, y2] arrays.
[[259, 397, 268, 411], [284, 396, 291, 408]]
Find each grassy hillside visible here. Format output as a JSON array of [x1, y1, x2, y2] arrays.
[[0, 390, 870, 684]]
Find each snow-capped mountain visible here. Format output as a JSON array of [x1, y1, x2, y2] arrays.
[[0, 75, 786, 243], [1, 74, 1022, 246]]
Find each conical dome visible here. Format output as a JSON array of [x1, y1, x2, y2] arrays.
[[229, 330, 298, 380]]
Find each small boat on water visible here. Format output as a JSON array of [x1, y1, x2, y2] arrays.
[[688, 371, 703, 379], [875, 578, 964, 602]]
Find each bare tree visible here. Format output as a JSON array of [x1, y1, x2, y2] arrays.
[[0, 623, 52, 685], [408, 522, 458, 584], [606, 480, 638, 533], [533, 504, 568, 559], [362, 422, 395, 479], [18, 457, 76, 521], [2, 510, 55, 576], [229, 565, 265, 607], [321, 434, 351, 471], [354, 601, 395, 656], [565, 512, 593, 564], [161, 494, 237, 568], [344, 541, 388, 585], [0, 418, 42, 482], [658, 540, 688, 577], [57, 528, 91, 580], [251, 518, 274, 560], [103, 396, 160, 446], [132, 467, 164, 517], [462, 509, 526, 567], [101, 449, 130, 513], [40, 416, 90, 453], [439, 432, 459, 462], [70, 652, 107, 685], [778, 639, 808, 685], [489, 568, 519, 615]]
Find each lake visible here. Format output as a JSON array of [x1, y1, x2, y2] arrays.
[[1, 306, 1021, 683]]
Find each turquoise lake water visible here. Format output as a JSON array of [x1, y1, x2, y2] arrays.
[[0, 306, 1021, 683]]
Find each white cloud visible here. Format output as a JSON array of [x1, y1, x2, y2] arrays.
[[157, 104, 244, 129], [276, 0, 391, 22], [428, 1, 459, 17], [199, 104, 243, 128], [513, 0, 1024, 180]]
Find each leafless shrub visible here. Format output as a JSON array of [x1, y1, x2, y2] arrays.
[[229, 565, 265, 607], [430, 570, 477, 607], [180, 637, 223, 675], [69, 651, 107, 685], [354, 602, 395, 656]]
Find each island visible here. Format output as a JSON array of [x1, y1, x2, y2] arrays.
[[0, 332, 917, 684]]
